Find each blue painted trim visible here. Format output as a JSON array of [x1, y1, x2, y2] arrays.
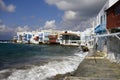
[[95, 24, 106, 34]]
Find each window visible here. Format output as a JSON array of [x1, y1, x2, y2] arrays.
[[115, 5, 120, 15], [104, 15, 106, 24], [100, 16, 102, 24]]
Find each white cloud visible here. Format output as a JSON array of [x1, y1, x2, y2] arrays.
[[44, 20, 56, 29], [0, 0, 16, 12], [6, 4, 16, 12], [0, 24, 31, 40], [0, 24, 15, 40], [16, 25, 30, 32], [63, 11, 77, 21], [0, 25, 6, 31], [46, 0, 106, 12], [45, 0, 107, 31], [56, 1, 73, 10], [0, 24, 14, 32], [0, 0, 6, 10], [45, 0, 77, 10]]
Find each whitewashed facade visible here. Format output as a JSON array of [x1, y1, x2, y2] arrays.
[[93, 0, 120, 63], [94, 0, 119, 34], [81, 28, 94, 49]]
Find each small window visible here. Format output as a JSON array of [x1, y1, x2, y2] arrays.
[[115, 5, 120, 15], [100, 16, 102, 24]]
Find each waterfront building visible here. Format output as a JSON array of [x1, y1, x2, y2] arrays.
[[106, 0, 120, 63], [15, 30, 63, 44], [14, 30, 82, 47], [48, 34, 58, 44], [92, 0, 120, 63], [38, 32, 44, 43], [93, 0, 119, 51], [81, 28, 94, 49], [94, 2, 108, 34], [44, 30, 63, 44], [41, 30, 52, 43], [13, 36, 18, 43], [108, 0, 119, 8], [24, 30, 51, 44], [30, 31, 40, 44], [16, 32, 32, 43], [16, 32, 23, 43], [106, 0, 120, 33], [60, 31, 81, 46], [94, 0, 119, 34]]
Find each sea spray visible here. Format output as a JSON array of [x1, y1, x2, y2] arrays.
[[0, 43, 88, 80], [1, 52, 88, 80]]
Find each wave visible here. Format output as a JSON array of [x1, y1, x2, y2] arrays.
[[1, 52, 88, 80]]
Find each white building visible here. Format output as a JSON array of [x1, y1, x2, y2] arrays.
[[30, 31, 40, 44], [16, 31, 32, 43], [94, 0, 119, 34], [15, 29, 63, 44], [16, 31, 49, 44], [81, 28, 94, 49], [92, 0, 120, 63], [60, 31, 81, 46]]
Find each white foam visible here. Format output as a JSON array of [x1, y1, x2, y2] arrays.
[[0, 69, 10, 74], [2, 52, 88, 80]]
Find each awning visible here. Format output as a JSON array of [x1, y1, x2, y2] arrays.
[[95, 24, 106, 34]]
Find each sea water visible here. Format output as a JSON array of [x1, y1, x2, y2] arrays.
[[0, 43, 88, 80]]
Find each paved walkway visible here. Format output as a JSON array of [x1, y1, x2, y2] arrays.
[[64, 58, 120, 80]]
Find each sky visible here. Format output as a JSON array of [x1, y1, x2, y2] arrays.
[[0, 0, 107, 40]]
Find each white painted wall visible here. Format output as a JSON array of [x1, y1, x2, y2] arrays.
[[94, 0, 118, 29], [94, 1, 109, 28], [107, 36, 120, 63], [81, 28, 94, 42]]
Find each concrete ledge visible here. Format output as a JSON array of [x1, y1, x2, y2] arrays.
[[64, 76, 117, 80], [85, 57, 105, 59]]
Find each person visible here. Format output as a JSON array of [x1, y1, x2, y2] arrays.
[[95, 42, 98, 50]]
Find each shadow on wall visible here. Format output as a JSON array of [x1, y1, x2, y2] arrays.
[[107, 36, 120, 63], [96, 36, 120, 63]]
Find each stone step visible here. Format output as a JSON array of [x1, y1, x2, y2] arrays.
[[64, 76, 118, 80]]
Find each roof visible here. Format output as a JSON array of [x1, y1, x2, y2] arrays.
[[48, 35, 57, 38], [106, 0, 120, 11], [61, 33, 79, 36]]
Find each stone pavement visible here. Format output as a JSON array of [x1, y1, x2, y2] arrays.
[[64, 58, 120, 80]]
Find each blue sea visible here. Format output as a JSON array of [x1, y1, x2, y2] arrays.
[[0, 43, 88, 80]]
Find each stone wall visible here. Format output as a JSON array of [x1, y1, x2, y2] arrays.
[[96, 37, 107, 54], [107, 36, 120, 63], [96, 36, 120, 63]]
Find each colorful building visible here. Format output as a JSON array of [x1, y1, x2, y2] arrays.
[[15, 30, 63, 44], [106, 0, 120, 33], [48, 34, 58, 44], [94, 0, 119, 34], [14, 30, 82, 46], [92, 0, 120, 63], [60, 31, 81, 46], [16, 32, 32, 43], [41, 30, 52, 43]]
